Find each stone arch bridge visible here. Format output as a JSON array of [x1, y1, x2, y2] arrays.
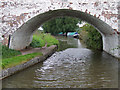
[[0, 0, 120, 58]]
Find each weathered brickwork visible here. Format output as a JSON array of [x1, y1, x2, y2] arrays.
[[0, 0, 119, 42]]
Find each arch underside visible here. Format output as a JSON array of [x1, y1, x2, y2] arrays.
[[9, 9, 120, 58]]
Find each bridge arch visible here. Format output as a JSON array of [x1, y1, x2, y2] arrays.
[[9, 9, 119, 58]]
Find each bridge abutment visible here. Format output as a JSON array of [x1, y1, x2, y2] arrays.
[[118, 1, 120, 58], [103, 34, 120, 58], [118, 35, 120, 58]]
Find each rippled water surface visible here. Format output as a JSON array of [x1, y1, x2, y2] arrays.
[[3, 36, 118, 88]]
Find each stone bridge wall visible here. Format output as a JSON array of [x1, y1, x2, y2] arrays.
[[0, 0, 119, 42]]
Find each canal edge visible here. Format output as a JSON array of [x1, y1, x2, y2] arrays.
[[1, 45, 58, 80]]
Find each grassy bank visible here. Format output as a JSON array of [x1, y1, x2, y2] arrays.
[[78, 24, 103, 50], [2, 52, 42, 69], [2, 45, 43, 69], [1, 31, 58, 69], [30, 31, 59, 47], [2, 45, 21, 59]]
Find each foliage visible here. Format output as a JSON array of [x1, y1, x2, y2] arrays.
[[30, 31, 59, 48], [2, 45, 21, 59], [79, 24, 103, 50], [44, 33, 59, 47], [2, 52, 43, 69], [0, 43, 2, 59], [42, 17, 81, 35], [30, 35, 45, 48]]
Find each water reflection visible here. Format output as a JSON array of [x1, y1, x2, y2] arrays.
[[2, 36, 118, 88], [56, 36, 85, 51]]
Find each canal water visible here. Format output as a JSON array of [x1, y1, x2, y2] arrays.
[[3, 36, 119, 88]]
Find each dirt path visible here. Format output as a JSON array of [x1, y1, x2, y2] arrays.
[[20, 45, 57, 55]]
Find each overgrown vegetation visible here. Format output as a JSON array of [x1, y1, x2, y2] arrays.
[[43, 17, 81, 36], [30, 34, 45, 48], [0, 43, 2, 59], [2, 45, 21, 59], [2, 52, 43, 69], [79, 24, 103, 50], [30, 31, 59, 48]]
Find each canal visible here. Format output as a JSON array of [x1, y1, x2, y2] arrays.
[[3, 36, 119, 88]]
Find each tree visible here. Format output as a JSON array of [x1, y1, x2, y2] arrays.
[[80, 23, 103, 50], [42, 16, 81, 36]]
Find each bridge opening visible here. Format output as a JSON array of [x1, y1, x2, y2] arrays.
[[30, 16, 103, 50], [9, 9, 119, 58]]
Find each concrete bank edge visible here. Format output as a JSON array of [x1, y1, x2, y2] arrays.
[[1, 45, 57, 80]]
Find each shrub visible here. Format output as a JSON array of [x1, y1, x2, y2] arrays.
[[30, 31, 59, 48], [30, 35, 45, 48], [44, 33, 59, 47]]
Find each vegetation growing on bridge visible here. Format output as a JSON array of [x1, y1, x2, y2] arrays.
[[30, 31, 59, 48], [79, 24, 103, 50]]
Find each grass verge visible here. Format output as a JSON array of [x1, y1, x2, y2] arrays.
[[2, 52, 43, 69]]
